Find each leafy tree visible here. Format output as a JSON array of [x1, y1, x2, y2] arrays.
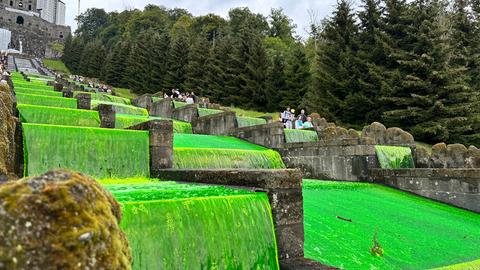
[[76, 8, 109, 41]]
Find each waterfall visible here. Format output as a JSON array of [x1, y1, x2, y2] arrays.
[[22, 123, 150, 178], [15, 93, 77, 109], [284, 129, 319, 143], [105, 181, 279, 269], [18, 104, 101, 127], [237, 116, 267, 128], [375, 145, 415, 169]]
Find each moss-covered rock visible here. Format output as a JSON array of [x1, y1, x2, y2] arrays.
[[0, 82, 16, 177], [0, 170, 132, 270], [362, 122, 387, 144]]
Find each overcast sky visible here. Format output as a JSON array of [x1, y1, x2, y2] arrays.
[[62, 0, 341, 37]]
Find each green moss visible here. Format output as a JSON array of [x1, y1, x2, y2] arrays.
[[0, 170, 131, 269]]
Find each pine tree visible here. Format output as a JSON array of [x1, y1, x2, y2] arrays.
[[103, 41, 130, 86], [184, 34, 211, 95], [78, 42, 106, 78], [124, 31, 155, 94], [304, 0, 360, 122], [165, 33, 190, 90], [149, 32, 170, 91], [284, 43, 310, 110]]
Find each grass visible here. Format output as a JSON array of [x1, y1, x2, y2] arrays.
[[42, 59, 70, 74], [225, 106, 278, 120], [114, 87, 138, 100]]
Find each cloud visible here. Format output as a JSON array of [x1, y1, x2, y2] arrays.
[[63, 0, 339, 37]]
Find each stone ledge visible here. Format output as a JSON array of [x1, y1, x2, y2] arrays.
[[280, 258, 339, 270], [370, 168, 480, 179]]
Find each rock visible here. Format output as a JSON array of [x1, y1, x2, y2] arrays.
[[415, 147, 430, 168], [362, 122, 387, 144], [312, 117, 328, 130], [466, 146, 480, 168], [347, 129, 360, 140], [446, 144, 468, 168], [0, 170, 132, 270], [430, 143, 447, 168], [0, 82, 16, 177], [385, 127, 415, 145]]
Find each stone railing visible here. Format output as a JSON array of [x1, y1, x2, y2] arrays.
[[369, 168, 480, 213]]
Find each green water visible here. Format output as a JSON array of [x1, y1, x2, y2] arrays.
[[91, 100, 148, 116], [18, 104, 101, 127], [15, 93, 77, 109], [104, 180, 279, 269], [14, 88, 63, 97], [198, 108, 224, 117], [174, 101, 187, 108], [14, 82, 53, 91], [22, 123, 150, 178], [115, 114, 193, 134], [375, 145, 415, 169], [74, 91, 132, 105], [284, 129, 319, 143], [237, 116, 267, 128], [173, 134, 285, 169], [303, 180, 480, 270]]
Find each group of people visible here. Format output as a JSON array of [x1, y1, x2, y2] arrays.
[[165, 88, 197, 104], [281, 107, 314, 129], [70, 75, 114, 94]]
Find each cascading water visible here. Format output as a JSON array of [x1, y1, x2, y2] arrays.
[[284, 129, 319, 143], [303, 180, 480, 269], [18, 104, 101, 127], [237, 116, 267, 128], [104, 180, 279, 270], [375, 145, 415, 169], [74, 91, 132, 105], [198, 108, 224, 117], [15, 93, 78, 108], [22, 123, 150, 178], [14, 88, 63, 97], [90, 100, 149, 116], [115, 114, 193, 133], [173, 134, 285, 169]]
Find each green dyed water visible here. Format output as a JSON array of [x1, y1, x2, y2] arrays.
[[91, 100, 148, 116], [15, 93, 77, 109], [173, 134, 285, 169], [115, 114, 193, 134], [173, 101, 187, 108], [375, 145, 415, 169], [14, 82, 53, 91], [22, 123, 149, 178], [18, 104, 100, 127], [198, 108, 224, 117], [14, 87, 62, 97], [303, 180, 480, 270], [284, 129, 319, 143], [237, 116, 267, 128], [104, 180, 279, 269], [74, 91, 132, 105]]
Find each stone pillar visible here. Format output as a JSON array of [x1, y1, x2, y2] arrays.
[[62, 89, 73, 98], [230, 122, 286, 149], [54, 83, 64, 92], [150, 98, 174, 118], [192, 111, 238, 135], [47, 81, 55, 86], [172, 104, 199, 123], [132, 94, 153, 111], [97, 104, 116, 128], [128, 120, 174, 174], [76, 93, 91, 110]]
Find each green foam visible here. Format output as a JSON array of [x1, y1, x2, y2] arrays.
[[18, 104, 100, 127], [91, 100, 148, 116], [284, 129, 319, 143], [15, 93, 77, 109], [375, 145, 415, 169], [174, 134, 268, 151], [115, 114, 193, 134], [14, 82, 52, 91], [303, 180, 480, 269], [104, 181, 279, 269], [173, 101, 187, 108], [173, 148, 285, 169], [74, 91, 132, 105], [22, 123, 149, 178], [14, 88, 63, 97], [198, 108, 224, 117], [237, 116, 267, 128]]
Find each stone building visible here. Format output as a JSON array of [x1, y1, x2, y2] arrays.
[[0, 0, 70, 57]]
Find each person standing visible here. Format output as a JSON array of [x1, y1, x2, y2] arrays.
[[299, 109, 307, 123]]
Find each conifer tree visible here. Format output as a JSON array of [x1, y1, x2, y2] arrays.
[[184, 34, 211, 95], [149, 32, 170, 91], [78, 42, 106, 78], [284, 43, 310, 110], [165, 33, 190, 89]]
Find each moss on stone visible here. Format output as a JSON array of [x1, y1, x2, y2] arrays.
[[0, 170, 132, 269], [0, 82, 16, 177]]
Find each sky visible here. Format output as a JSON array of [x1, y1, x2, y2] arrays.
[[63, 0, 341, 37]]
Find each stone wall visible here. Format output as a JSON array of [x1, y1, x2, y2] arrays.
[[229, 122, 286, 149], [416, 143, 480, 168], [279, 141, 379, 181], [369, 168, 480, 213], [152, 168, 327, 269], [0, 8, 70, 57], [150, 98, 174, 118], [192, 111, 238, 135], [0, 82, 16, 179], [172, 104, 199, 123]]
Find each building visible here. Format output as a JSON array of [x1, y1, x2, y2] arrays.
[[0, 0, 70, 56]]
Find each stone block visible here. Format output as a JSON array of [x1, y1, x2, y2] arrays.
[[150, 97, 174, 118], [97, 104, 115, 129], [76, 93, 91, 110]]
